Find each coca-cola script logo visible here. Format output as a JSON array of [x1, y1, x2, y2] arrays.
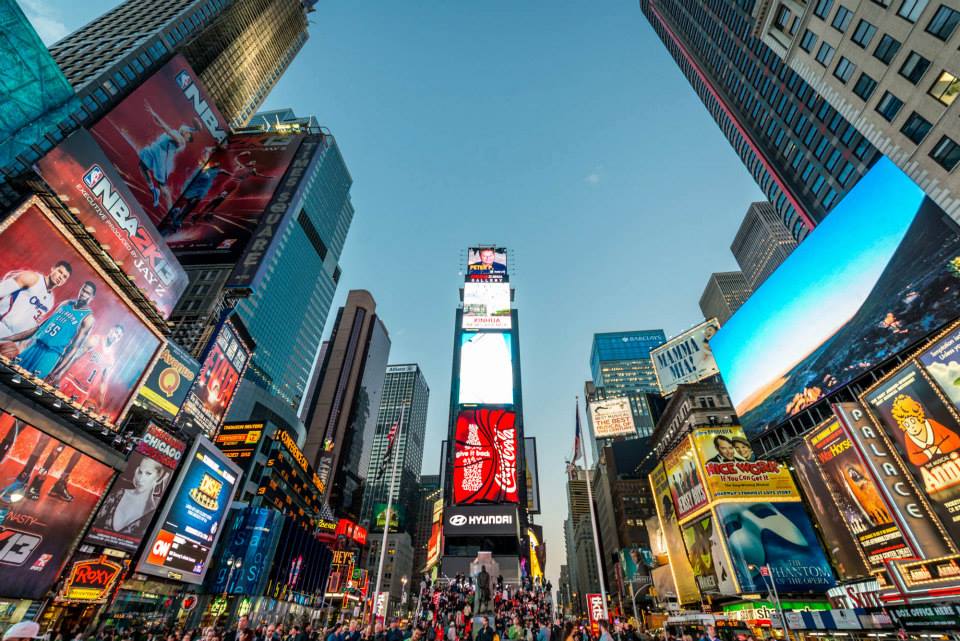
[[494, 427, 517, 494], [453, 409, 519, 504]]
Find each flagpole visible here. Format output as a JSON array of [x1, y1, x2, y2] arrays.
[[372, 402, 406, 623], [578, 398, 609, 621]]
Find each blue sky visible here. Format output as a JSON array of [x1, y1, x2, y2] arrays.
[[25, 0, 768, 582]]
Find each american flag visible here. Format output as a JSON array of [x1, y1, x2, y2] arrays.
[[572, 399, 584, 464]]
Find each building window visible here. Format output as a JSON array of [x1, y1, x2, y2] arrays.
[[901, 112, 934, 144], [832, 6, 854, 31], [931, 135, 960, 169], [876, 91, 905, 121], [898, 0, 929, 22], [899, 51, 932, 84], [834, 57, 857, 83], [816, 42, 836, 66], [775, 4, 792, 31], [929, 70, 960, 105], [814, 0, 835, 19], [852, 19, 878, 47], [927, 5, 960, 40], [800, 29, 818, 51], [874, 34, 902, 64]]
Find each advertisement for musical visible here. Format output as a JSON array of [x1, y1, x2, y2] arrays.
[[137, 436, 241, 584], [466, 247, 508, 282], [649, 462, 700, 604], [663, 435, 708, 522], [0, 199, 164, 426], [587, 396, 637, 439], [680, 512, 737, 595], [0, 411, 114, 599], [650, 319, 720, 396], [135, 341, 199, 419], [864, 362, 960, 543], [453, 409, 519, 504], [84, 423, 186, 551], [715, 501, 837, 594], [692, 425, 799, 501], [920, 323, 960, 413]]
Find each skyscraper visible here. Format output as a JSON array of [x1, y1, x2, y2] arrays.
[[699, 271, 752, 324], [639, 0, 882, 239], [360, 364, 431, 533], [731, 201, 798, 289], [590, 330, 666, 394]]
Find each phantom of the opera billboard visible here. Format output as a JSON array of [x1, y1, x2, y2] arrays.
[[453, 409, 519, 504], [651, 319, 720, 396]]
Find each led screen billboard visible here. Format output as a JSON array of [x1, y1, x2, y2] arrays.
[[681, 512, 737, 595], [0, 411, 114, 599], [525, 437, 540, 514], [90, 54, 228, 225], [453, 409, 519, 504], [85, 423, 186, 552], [137, 436, 241, 584], [711, 158, 960, 437], [588, 397, 636, 439], [649, 463, 700, 604], [35, 128, 188, 317], [135, 341, 200, 419], [0, 199, 163, 426], [466, 247, 507, 282], [651, 319, 720, 396], [213, 422, 264, 474], [919, 324, 960, 413], [663, 435, 708, 522], [691, 426, 799, 501], [458, 332, 513, 405], [206, 506, 284, 595], [462, 282, 511, 330]]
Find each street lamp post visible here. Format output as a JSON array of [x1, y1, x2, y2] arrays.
[[401, 576, 408, 618], [749, 564, 793, 641], [223, 557, 243, 625]]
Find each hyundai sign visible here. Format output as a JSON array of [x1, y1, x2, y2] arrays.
[[443, 505, 518, 537]]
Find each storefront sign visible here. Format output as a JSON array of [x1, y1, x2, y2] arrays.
[[890, 604, 960, 628], [60, 556, 124, 602]]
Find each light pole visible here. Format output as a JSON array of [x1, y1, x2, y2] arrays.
[[748, 564, 793, 641], [223, 557, 242, 625], [630, 580, 652, 628], [401, 576, 408, 618]]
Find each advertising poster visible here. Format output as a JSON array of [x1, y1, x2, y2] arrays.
[[426, 499, 443, 570], [620, 547, 644, 582], [651, 319, 721, 396], [90, 54, 228, 225], [138, 436, 240, 584], [920, 325, 960, 412], [864, 363, 960, 543], [85, 423, 186, 551], [0, 200, 163, 425], [178, 316, 251, 437], [458, 332, 513, 405], [213, 421, 264, 474], [588, 397, 636, 439], [586, 593, 604, 636], [649, 463, 700, 604], [466, 247, 508, 282], [680, 512, 737, 595], [206, 506, 283, 595], [462, 282, 511, 330], [373, 503, 406, 532], [716, 501, 837, 593], [711, 158, 960, 437], [162, 133, 305, 256], [135, 341, 199, 419], [453, 409, 519, 504], [35, 128, 189, 317], [0, 411, 114, 599], [663, 435, 708, 522], [692, 426, 799, 500]]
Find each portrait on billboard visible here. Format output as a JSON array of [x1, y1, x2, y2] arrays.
[[0, 412, 114, 599], [649, 463, 700, 604], [680, 512, 737, 595], [466, 247, 508, 282], [453, 409, 519, 504], [691, 426, 799, 501], [462, 282, 511, 330], [716, 501, 836, 594], [90, 55, 228, 224], [458, 332, 513, 405], [0, 200, 163, 425], [711, 158, 960, 437], [651, 319, 721, 396], [663, 436, 708, 522], [919, 325, 960, 413]]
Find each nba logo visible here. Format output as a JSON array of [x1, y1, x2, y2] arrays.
[[175, 70, 192, 89], [83, 165, 104, 188]]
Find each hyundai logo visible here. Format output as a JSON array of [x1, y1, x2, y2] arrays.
[[449, 515, 467, 526]]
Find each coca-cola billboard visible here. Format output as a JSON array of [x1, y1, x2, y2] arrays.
[[453, 409, 518, 504]]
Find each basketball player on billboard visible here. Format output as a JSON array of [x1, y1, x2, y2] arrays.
[[0, 262, 73, 340], [53, 324, 125, 414]]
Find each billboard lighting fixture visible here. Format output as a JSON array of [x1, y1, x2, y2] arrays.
[[10, 374, 21, 384], [71, 411, 80, 419], [32, 387, 42, 396], [52, 400, 62, 409]]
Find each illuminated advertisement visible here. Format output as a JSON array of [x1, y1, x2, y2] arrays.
[[0, 411, 113, 599], [588, 397, 636, 439], [466, 247, 508, 282], [373, 503, 406, 532], [58, 555, 125, 603], [458, 332, 513, 405], [692, 426, 799, 500], [0, 199, 163, 426], [663, 435, 708, 521], [453, 409, 519, 504], [525, 437, 540, 514], [85, 423, 186, 551], [178, 316, 252, 437], [716, 501, 836, 593], [711, 158, 960, 437], [586, 593, 604, 636], [35, 128, 188, 317], [864, 363, 960, 543], [649, 463, 700, 604], [462, 282, 511, 330], [426, 499, 443, 570], [90, 54, 228, 225], [137, 436, 241, 584], [207, 506, 284, 595], [920, 325, 960, 412], [213, 422, 265, 474], [681, 512, 737, 595], [620, 547, 644, 582], [135, 341, 199, 419], [651, 319, 721, 396]]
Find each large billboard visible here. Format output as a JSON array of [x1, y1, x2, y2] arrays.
[[651, 319, 721, 396], [462, 282, 511, 330], [525, 437, 540, 514], [135, 341, 200, 419], [649, 463, 700, 604], [458, 332, 513, 405], [137, 436, 241, 584], [691, 426, 799, 501], [663, 435, 708, 522], [711, 158, 960, 437], [35, 128, 188, 317], [207, 506, 284, 596], [85, 423, 186, 551], [466, 247, 508, 282], [453, 409, 519, 504], [588, 397, 636, 439], [716, 501, 836, 594], [680, 511, 737, 595], [90, 54, 228, 225], [0, 199, 163, 426], [920, 325, 960, 413], [0, 411, 114, 599]]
